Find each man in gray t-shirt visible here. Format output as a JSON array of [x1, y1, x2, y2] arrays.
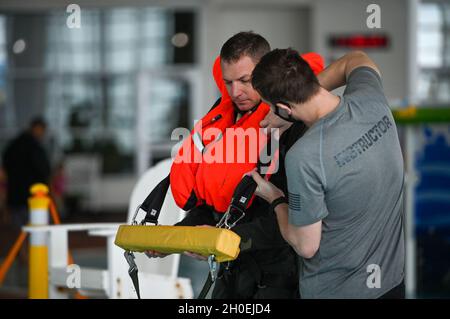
[[250, 49, 405, 298]]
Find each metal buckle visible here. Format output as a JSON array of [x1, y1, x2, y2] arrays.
[[131, 205, 142, 225], [208, 255, 217, 282], [215, 206, 229, 228], [141, 218, 158, 226], [124, 250, 137, 273], [132, 204, 158, 226], [215, 206, 245, 229], [226, 207, 245, 229]]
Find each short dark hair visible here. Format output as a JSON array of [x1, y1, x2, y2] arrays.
[[220, 31, 270, 64], [29, 116, 47, 129], [251, 48, 320, 104]]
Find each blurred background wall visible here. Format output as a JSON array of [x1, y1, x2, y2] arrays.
[[0, 0, 448, 298]]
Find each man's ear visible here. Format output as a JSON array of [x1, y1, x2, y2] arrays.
[[276, 103, 292, 114]]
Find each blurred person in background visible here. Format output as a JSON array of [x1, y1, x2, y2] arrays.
[[2, 117, 51, 239]]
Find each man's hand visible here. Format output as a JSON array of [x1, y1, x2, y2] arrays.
[[183, 251, 207, 261], [260, 110, 293, 135], [249, 169, 285, 204], [145, 250, 169, 258]]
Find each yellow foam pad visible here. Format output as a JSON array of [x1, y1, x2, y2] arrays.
[[114, 225, 241, 263]]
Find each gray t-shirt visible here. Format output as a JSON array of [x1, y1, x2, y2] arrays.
[[286, 66, 405, 298]]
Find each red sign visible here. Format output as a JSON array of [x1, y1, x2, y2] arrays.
[[329, 34, 389, 49]]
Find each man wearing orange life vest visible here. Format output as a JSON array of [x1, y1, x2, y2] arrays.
[[147, 32, 323, 299]]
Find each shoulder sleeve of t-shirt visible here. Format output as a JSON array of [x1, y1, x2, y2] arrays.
[[343, 66, 387, 105], [286, 144, 329, 227]]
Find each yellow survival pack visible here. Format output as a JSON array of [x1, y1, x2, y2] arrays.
[[114, 224, 240, 263]]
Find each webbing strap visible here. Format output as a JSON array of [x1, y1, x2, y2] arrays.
[[140, 175, 170, 225], [126, 123, 281, 299], [197, 272, 214, 299], [124, 251, 141, 299], [217, 135, 280, 229], [129, 268, 141, 299]]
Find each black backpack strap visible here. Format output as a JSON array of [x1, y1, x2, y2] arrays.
[[126, 175, 171, 298], [226, 134, 280, 224], [126, 175, 170, 298], [137, 175, 170, 225], [224, 175, 258, 227]]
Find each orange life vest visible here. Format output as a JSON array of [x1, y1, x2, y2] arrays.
[[170, 52, 324, 213]]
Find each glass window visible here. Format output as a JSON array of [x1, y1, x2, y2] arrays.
[[106, 75, 136, 154], [45, 76, 103, 152], [418, 3, 442, 68], [417, 2, 450, 103], [46, 10, 102, 73], [7, 7, 196, 174], [146, 78, 190, 143]]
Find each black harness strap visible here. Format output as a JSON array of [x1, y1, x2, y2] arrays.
[[124, 251, 141, 299], [140, 175, 170, 225], [196, 175, 258, 299], [125, 110, 282, 299], [126, 175, 170, 299], [198, 273, 214, 299], [125, 101, 225, 299], [196, 135, 280, 299]]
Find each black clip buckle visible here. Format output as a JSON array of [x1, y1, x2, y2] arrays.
[[124, 250, 141, 299]]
